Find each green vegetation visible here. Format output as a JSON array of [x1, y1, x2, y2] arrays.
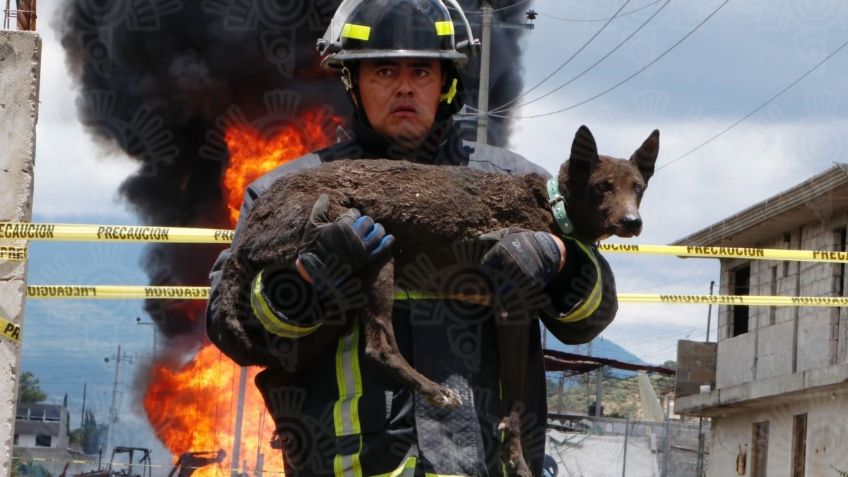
[[547, 361, 676, 420], [17, 372, 47, 404], [69, 409, 104, 454]]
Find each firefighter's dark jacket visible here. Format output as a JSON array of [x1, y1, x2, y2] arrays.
[[205, 119, 618, 477]]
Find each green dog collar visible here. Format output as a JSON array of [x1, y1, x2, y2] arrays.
[[547, 177, 574, 235]]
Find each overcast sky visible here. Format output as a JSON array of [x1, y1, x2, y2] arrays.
[[21, 0, 848, 415]]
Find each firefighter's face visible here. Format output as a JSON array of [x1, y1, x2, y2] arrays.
[[357, 59, 443, 148]]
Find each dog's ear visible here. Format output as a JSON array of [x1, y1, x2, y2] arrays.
[[569, 125, 598, 179], [630, 129, 659, 183]]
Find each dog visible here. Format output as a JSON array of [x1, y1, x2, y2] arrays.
[[217, 125, 659, 476]]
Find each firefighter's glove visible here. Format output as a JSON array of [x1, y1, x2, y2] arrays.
[[480, 228, 564, 292], [297, 194, 394, 287]]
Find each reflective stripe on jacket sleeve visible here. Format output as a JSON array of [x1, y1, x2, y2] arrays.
[[553, 239, 603, 323], [250, 269, 323, 338]]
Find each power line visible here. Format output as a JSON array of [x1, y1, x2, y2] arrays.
[[657, 34, 848, 172], [538, 0, 665, 23], [476, 0, 634, 115], [487, 0, 671, 115], [449, 1, 529, 15], [480, 0, 732, 120]]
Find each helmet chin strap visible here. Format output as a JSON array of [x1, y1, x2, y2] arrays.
[[341, 64, 373, 128]]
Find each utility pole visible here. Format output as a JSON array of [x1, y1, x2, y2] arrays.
[[105, 345, 131, 454], [705, 280, 715, 342], [621, 420, 630, 477], [594, 365, 604, 417], [230, 367, 249, 477], [475, 1, 492, 144], [557, 372, 565, 413], [136, 317, 158, 356], [469, 5, 534, 144], [81, 383, 87, 426], [697, 281, 715, 476], [105, 345, 121, 454]]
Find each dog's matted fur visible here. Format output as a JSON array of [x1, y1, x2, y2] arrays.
[[218, 125, 659, 475]]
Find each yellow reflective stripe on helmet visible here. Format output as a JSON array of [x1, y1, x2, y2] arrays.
[[341, 23, 371, 41], [250, 271, 322, 338], [371, 456, 417, 477], [435, 20, 454, 36], [556, 240, 603, 323], [333, 322, 364, 477], [440, 78, 458, 104]]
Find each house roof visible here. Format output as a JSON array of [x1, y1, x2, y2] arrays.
[[672, 164, 848, 247], [14, 420, 60, 437], [16, 403, 63, 421]]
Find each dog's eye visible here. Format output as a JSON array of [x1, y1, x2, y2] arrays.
[[595, 182, 611, 194], [634, 184, 644, 195]]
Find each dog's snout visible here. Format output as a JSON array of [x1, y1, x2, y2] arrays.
[[621, 214, 642, 232]]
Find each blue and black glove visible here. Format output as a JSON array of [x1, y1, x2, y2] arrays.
[[297, 194, 394, 286], [480, 227, 563, 292]]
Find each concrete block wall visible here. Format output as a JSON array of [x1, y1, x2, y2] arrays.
[[0, 30, 41, 477], [715, 211, 848, 389], [716, 333, 754, 388], [707, 391, 848, 477], [675, 340, 717, 397]]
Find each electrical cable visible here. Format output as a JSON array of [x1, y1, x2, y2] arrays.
[[484, 0, 670, 115], [657, 34, 848, 172], [538, 0, 665, 23], [448, 1, 530, 15], [467, 0, 634, 116], [473, 0, 731, 120]]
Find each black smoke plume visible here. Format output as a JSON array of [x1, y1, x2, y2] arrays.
[[58, 0, 534, 343]]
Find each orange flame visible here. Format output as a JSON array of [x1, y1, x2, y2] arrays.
[[143, 110, 343, 477], [223, 110, 345, 224], [144, 346, 277, 477]]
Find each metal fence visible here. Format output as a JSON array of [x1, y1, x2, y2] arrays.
[[547, 414, 711, 477]]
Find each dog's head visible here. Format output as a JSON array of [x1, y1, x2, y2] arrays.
[[556, 125, 659, 243]]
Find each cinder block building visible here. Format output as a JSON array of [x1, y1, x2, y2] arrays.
[[14, 403, 69, 450], [673, 164, 848, 476]]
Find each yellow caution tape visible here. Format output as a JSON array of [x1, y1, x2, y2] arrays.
[[620, 293, 848, 307], [22, 285, 848, 307], [1, 316, 21, 343], [26, 285, 209, 300], [0, 223, 234, 243], [2, 222, 848, 265], [598, 243, 848, 263], [0, 246, 26, 261]]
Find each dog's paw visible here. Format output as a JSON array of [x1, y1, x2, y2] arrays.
[[507, 457, 532, 477], [424, 386, 462, 409]]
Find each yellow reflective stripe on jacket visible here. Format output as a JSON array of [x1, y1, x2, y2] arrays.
[[334, 453, 363, 477], [333, 322, 364, 477], [371, 456, 417, 477], [393, 288, 490, 305], [342, 23, 371, 41], [435, 20, 454, 36], [334, 321, 364, 435], [250, 270, 322, 338], [555, 240, 603, 323]]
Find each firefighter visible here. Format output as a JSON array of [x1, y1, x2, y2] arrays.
[[205, 0, 618, 476]]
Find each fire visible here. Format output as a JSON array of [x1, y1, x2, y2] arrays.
[[223, 110, 345, 224], [144, 346, 277, 477], [144, 110, 343, 477]]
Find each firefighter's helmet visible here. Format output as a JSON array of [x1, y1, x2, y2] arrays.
[[317, 0, 477, 115]]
